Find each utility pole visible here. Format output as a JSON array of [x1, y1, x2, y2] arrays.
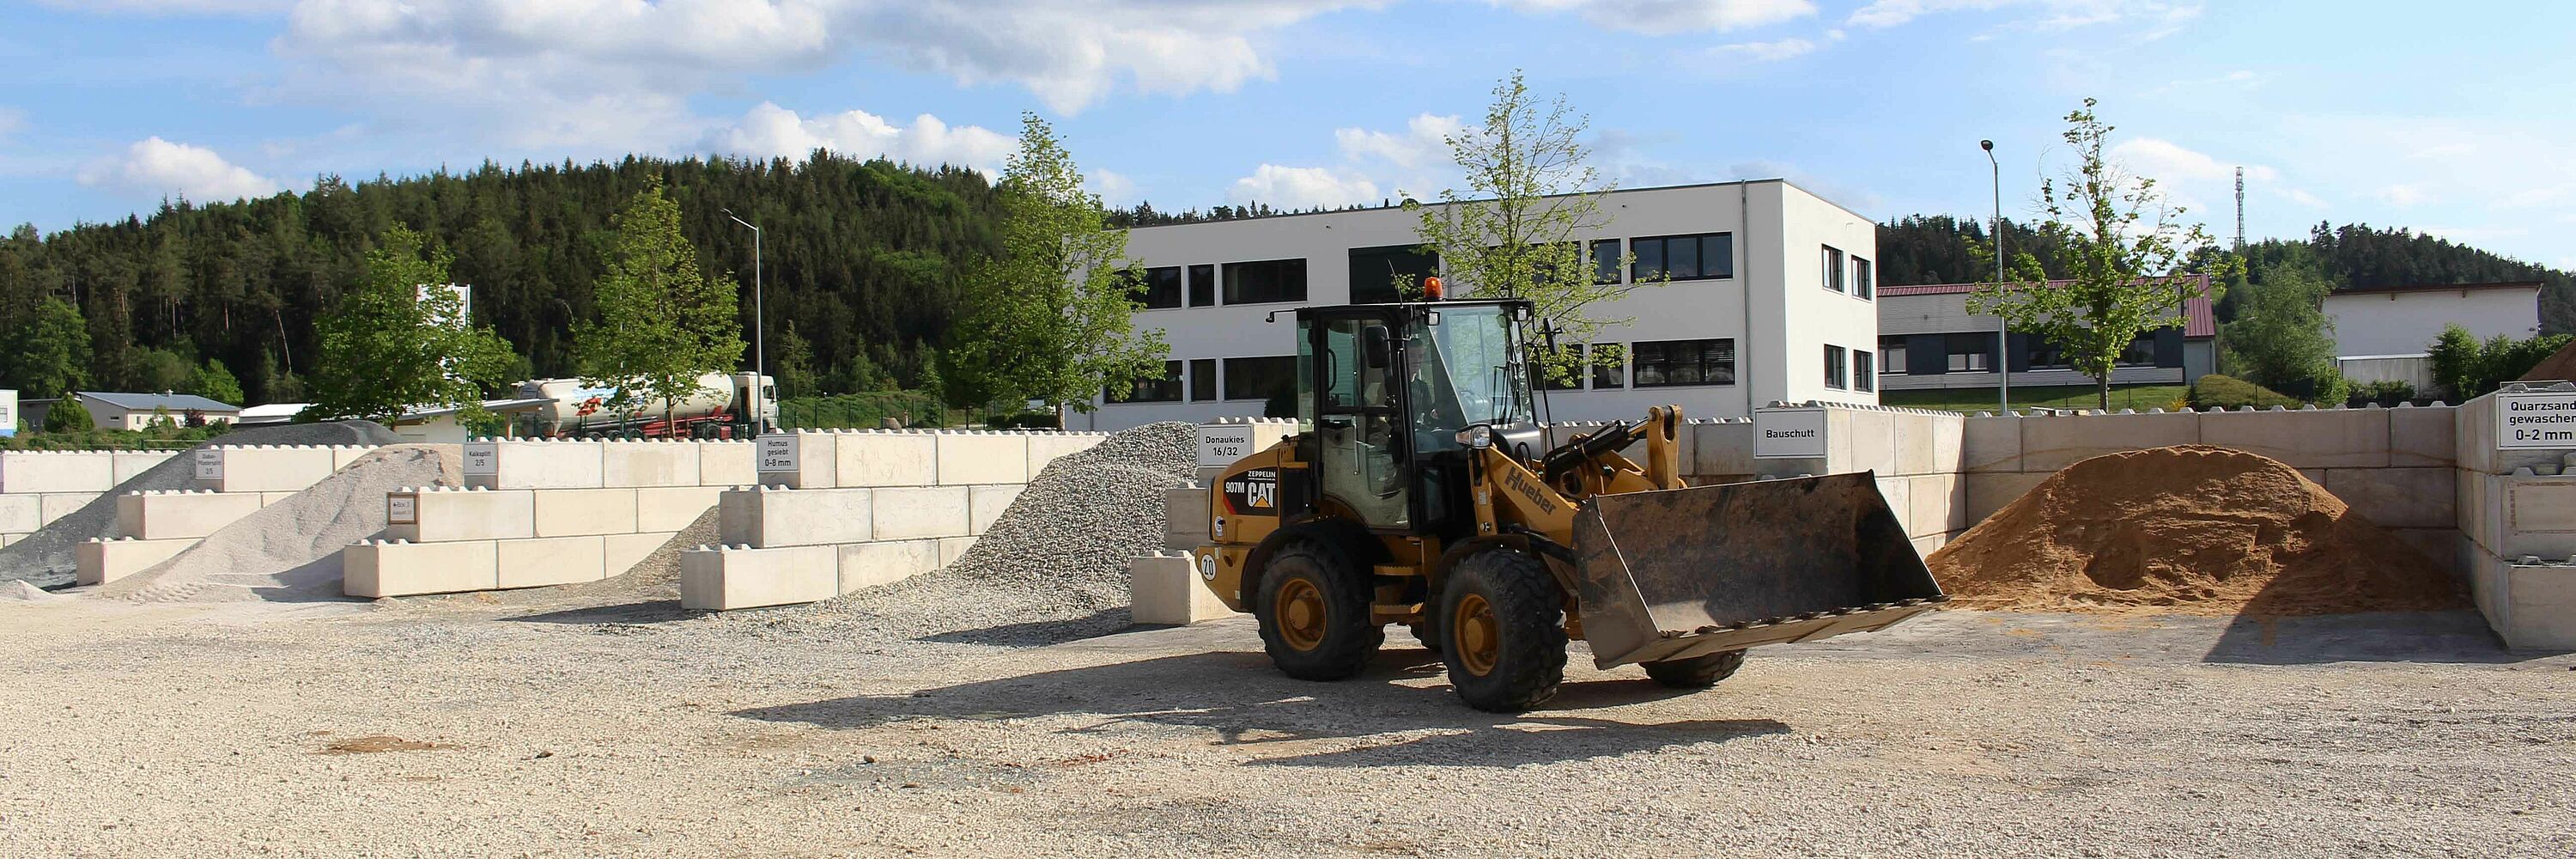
[[722, 209, 766, 434], [2234, 167, 2246, 252], [1983, 140, 2008, 412]]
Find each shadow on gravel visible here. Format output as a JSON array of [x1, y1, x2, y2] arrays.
[[503, 600, 701, 625], [2201, 610, 2558, 666], [914, 609, 1133, 647], [734, 648, 1785, 768]]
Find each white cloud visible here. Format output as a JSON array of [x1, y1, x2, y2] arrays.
[[1334, 113, 1463, 170], [1227, 164, 1378, 210], [78, 137, 282, 202], [709, 102, 1016, 174], [2282, 188, 2325, 209], [1090, 168, 1139, 206], [1710, 37, 1818, 62], [1497, 0, 1815, 33], [2377, 184, 2431, 207], [2109, 137, 2275, 184], [35, 0, 292, 13], [1847, 0, 2199, 33], [0, 107, 23, 141]]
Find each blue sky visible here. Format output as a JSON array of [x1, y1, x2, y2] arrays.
[[4, 1, 2573, 269]]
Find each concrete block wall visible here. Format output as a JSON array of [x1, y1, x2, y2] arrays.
[[683, 480, 1026, 611], [114, 490, 264, 540], [761, 429, 1111, 490], [192, 444, 375, 493], [2454, 384, 2576, 649], [0, 450, 177, 494], [1807, 405, 1969, 555], [1131, 551, 1231, 624], [355, 482, 726, 597]]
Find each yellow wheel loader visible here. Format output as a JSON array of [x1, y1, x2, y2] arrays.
[[1190, 299, 1947, 712]]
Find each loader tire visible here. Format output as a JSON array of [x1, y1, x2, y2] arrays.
[[1642, 649, 1746, 689], [1439, 550, 1567, 712], [1255, 542, 1382, 681]]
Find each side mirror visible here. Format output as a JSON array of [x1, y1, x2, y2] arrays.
[[1362, 325, 1392, 369]]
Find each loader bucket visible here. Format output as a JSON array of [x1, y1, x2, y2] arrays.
[[1569, 472, 1947, 669]]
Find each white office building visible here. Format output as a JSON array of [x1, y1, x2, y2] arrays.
[[1079, 180, 1881, 430], [2324, 281, 2543, 389]]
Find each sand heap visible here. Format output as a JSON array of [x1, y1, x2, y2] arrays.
[[98, 445, 461, 604], [1927, 445, 2460, 616]]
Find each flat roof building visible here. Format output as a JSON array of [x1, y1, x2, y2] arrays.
[[1874, 277, 2216, 393], [1081, 180, 1882, 430]]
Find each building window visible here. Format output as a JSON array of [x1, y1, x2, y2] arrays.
[[2026, 339, 2072, 370], [1348, 245, 1437, 305], [1590, 239, 1621, 284], [1825, 344, 1849, 390], [1822, 246, 1846, 293], [1591, 344, 1625, 389], [1109, 360, 1183, 402], [1631, 338, 1735, 387], [1188, 264, 1215, 308], [1854, 257, 1874, 300], [1223, 356, 1297, 401], [1855, 350, 1875, 393], [1880, 336, 1908, 375], [1125, 265, 1182, 309], [1945, 332, 1993, 373], [1542, 344, 1585, 390], [2117, 333, 2157, 367], [1631, 233, 1732, 282], [1222, 259, 1308, 305], [1189, 358, 1217, 402]]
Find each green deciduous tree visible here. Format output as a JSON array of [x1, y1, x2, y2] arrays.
[[303, 225, 519, 425], [42, 395, 93, 432], [2429, 324, 2573, 400], [2220, 253, 2343, 401], [1971, 99, 2231, 410], [3, 297, 91, 399], [1406, 70, 1649, 384], [188, 358, 246, 405], [941, 113, 1164, 419], [573, 178, 746, 423]]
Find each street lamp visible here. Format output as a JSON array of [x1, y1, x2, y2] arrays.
[[721, 208, 765, 433], [1982, 139, 2008, 413]]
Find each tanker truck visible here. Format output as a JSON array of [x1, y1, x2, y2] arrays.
[[512, 373, 779, 438]]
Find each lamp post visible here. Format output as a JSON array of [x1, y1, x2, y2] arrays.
[[721, 209, 765, 433], [1982, 139, 2008, 413]]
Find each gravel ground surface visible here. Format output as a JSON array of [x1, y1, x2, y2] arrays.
[[0, 420, 400, 589], [1, 596, 2567, 858]]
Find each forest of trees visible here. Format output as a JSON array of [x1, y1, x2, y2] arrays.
[[3, 151, 2568, 409]]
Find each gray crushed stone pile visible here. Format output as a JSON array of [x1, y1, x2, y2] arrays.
[[0, 420, 403, 590]]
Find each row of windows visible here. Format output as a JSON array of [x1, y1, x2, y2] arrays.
[[1876, 332, 2159, 375], [1131, 231, 1749, 312], [1126, 259, 1311, 310], [1823, 344, 1876, 393], [1117, 335, 1757, 404], [1821, 245, 1874, 300], [1110, 356, 1302, 404]]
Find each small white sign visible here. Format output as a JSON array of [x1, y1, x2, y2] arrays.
[[757, 435, 800, 472], [193, 448, 223, 481], [461, 442, 499, 476], [1754, 408, 1827, 459], [1197, 423, 1257, 467], [386, 495, 417, 526], [2498, 391, 2576, 449]]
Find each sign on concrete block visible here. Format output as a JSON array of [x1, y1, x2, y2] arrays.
[[1197, 423, 1256, 467], [193, 448, 223, 480], [386, 494, 416, 526], [756, 435, 799, 472], [2499, 391, 2576, 449], [461, 442, 498, 476], [1754, 408, 1826, 459]]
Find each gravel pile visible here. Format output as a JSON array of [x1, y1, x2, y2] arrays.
[[98, 445, 459, 604], [724, 422, 1198, 645], [0, 420, 401, 590]]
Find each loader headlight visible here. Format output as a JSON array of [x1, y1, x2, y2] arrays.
[[1455, 425, 1494, 449]]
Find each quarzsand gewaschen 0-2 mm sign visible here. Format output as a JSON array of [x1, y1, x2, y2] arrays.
[[2498, 390, 2576, 449]]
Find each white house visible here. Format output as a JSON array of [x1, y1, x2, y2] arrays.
[[1080, 180, 1882, 430], [67, 392, 242, 430], [1874, 277, 2217, 392], [2324, 281, 2543, 389]]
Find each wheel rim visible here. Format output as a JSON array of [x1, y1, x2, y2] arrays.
[[1453, 593, 1498, 677], [1276, 578, 1327, 651]]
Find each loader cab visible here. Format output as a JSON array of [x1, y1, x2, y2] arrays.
[[1291, 300, 1540, 536]]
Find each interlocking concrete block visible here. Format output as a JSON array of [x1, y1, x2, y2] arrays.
[[2018, 411, 2201, 472], [0, 495, 38, 534], [39, 492, 92, 527], [698, 441, 756, 486], [2201, 408, 2390, 468], [1833, 409, 1897, 477], [2505, 564, 2576, 649], [872, 486, 970, 540], [751, 432, 838, 489], [74, 537, 194, 586], [969, 485, 1021, 536], [1130, 553, 1232, 624], [1907, 473, 1965, 537], [1872, 475, 1912, 538], [829, 431, 935, 488], [2323, 467, 2455, 529], [116, 490, 263, 540], [835, 539, 939, 594], [2388, 405, 2458, 468], [0, 452, 113, 494], [1892, 411, 1960, 476], [678, 545, 837, 610], [1961, 415, 2023, 473], [1027, 433, 1108, 477], [1689, 419, 1759, 480], [386, 487, 534, 542], [343, 539, 500, 598], [0, 533, 11, 549], [258, 491, 298, 506], [938, 432, 1030, 486], [111, 451, 175, 484], [331, 446, 377, 471], [2506, 478, 2576, 559], [496, 534, 607, 588], [1909, 533, 1949, 558], [532, 488, 640, 538], [602, 441, 702, 488], [197, 445, 339, 493], [720, 486, 873, 548], [465, 439, 605, 490], [636, 485, 725, 533], [1965, 472, 2050, 523], [1163, 485, 1207, 532], [938, 536, 975, 568], [604, 532, 672, 576]]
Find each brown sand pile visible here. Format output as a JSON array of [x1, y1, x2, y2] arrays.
[[1928, 445, 2461, 615], [2518, 338, 2576, 383]]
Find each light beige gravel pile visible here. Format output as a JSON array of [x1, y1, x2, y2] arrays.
[[98, 445, 462, 604]]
